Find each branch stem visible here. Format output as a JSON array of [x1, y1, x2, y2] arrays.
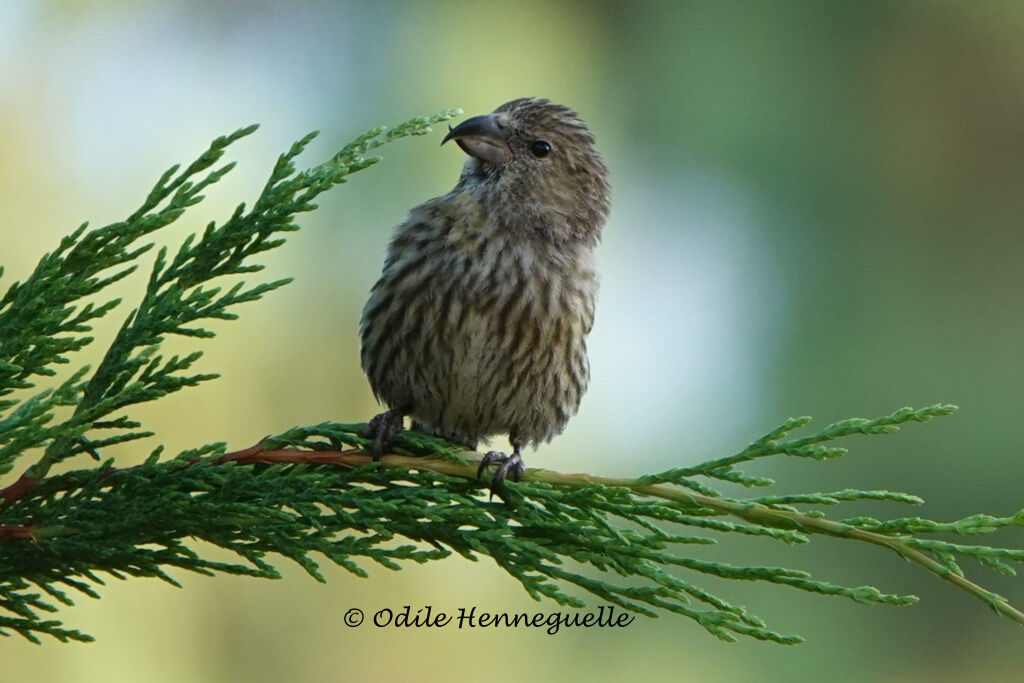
[[199, 443, 1024, 627], [5, 440, 1022, 627]]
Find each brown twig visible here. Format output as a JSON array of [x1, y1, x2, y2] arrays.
[[0, 438, 365, 507], [0, 524, 34, 540], [0, 475, 41, 507], [2, 438, 1022, 626]]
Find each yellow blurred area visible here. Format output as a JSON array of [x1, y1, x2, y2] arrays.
[[5, 1, 1024, 680]]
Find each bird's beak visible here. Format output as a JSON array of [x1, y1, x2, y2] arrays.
[[441, 114, 512, 167]]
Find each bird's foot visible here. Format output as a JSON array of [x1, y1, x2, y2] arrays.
[[362, 407, 407, 460], [477, 447, 524, 497]]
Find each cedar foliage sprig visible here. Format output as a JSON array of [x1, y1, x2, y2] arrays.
[[1, 117, 1022, 646]]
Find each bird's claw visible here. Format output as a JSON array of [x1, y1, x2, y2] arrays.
[[363, 408, 406, 460], [477, 449, 524, 497]]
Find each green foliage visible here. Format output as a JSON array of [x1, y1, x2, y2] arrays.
[[2, 115, 1023, 646]]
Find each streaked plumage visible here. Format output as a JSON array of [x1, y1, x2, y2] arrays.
[[360, 98, 610, 490]]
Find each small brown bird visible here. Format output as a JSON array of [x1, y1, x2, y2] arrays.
[[360, 98, 610, 493]]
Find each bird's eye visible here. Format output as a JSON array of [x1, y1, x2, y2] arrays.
[[530, 140, 552, 158]]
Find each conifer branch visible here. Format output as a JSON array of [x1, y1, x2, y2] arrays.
[[2, 116, 1022, 646]]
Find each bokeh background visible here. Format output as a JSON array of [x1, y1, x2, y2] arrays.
[[4, 1, 1024, 680]]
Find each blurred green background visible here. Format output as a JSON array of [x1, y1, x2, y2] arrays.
[[4, 0, 1024, 680]]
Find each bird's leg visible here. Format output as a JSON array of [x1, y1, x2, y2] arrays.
[[477, 438, 525, 497], [362, 406, 409, 460]]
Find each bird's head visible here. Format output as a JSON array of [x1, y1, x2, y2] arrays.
[[443, 98, 610, 247]]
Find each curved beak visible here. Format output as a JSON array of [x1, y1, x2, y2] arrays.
[[441, 114, 511, 166]]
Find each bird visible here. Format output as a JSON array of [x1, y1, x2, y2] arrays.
[[359, 97, 610, 495]]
